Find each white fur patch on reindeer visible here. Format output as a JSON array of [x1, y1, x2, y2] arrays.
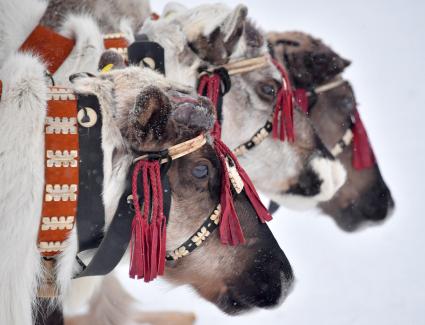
[[277, 157, 347, 210], [45, 184, 78, 202], [46, 150, 78, 168], [41, 216, 75, 231], [310, 157, 347, 202], [45, 117, 77, 134]]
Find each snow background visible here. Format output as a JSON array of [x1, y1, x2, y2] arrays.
[[118, 0, 425, 324]]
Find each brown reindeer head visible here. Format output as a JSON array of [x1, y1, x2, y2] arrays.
[[268, 31, 394, 231], [268, 31, 351, 90], [140, 3, 347, 210], [71, 52, 294, 313]]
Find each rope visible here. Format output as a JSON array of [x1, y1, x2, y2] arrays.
[[129, 160, 166, 282]]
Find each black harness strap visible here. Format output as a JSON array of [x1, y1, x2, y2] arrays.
[[75, 159, 172, 278], [213, 67, 231, 126], [75, 170, 133, 277], [76, 94, 105, 252]]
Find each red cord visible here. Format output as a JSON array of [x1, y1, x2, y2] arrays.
[[129, 160, 166, 282], [272, 59, 295, 142], [198, 73, 222, 138]]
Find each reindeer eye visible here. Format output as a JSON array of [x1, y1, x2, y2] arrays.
[[257, 82, 278, 101], [192, 164, 209, 179]]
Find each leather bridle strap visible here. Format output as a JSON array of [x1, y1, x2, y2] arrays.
[[308, 77, 346, 95], [200, 54, 295, 154], [233, 120, 273, 156], [75, 134, 207, 277], [166, 204, 222, 260], [133, 134, 206, 163], [206, 55, 269, 76], [75, 163, 171, 278], [234, 77, 351, 157], [37, 89, 105, 257], [302, 78, 355, 158], [74, 94, 105, 252], [331, 128, 353, 157]]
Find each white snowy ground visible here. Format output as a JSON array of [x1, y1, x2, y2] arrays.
[[118, 1, 425, 324]]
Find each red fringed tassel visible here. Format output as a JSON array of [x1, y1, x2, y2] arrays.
[[352, 109, 376, 170], [198, 73, 222, 138], [271, 59, 295, 142], [214, 138, 245, 245], [214, 139, 272, 245], [294, 88, 309, 114], [129, 160, 166, 282]]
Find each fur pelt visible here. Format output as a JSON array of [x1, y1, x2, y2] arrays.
[[0, 52, 48, 325]]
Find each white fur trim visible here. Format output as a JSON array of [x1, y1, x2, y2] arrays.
[[54, 14, 105, 85], [0, 52, 48, 325]]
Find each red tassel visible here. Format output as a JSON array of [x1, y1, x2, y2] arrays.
[[213, 138, 272, 245], [129, 160, 166, 282], [294, 88, 309, 114], [352, 109, 376, 170], [154, 163, 167, 276], [198, 73, 222, 138], [214, 138, 245, 245], [215, 139, 272, 223], [271, 59, 295, 142]]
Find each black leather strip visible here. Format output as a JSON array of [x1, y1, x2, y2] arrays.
[[166, 204, 220, 261], [75, 170, 134, 277], [76, 94, 105, 252]]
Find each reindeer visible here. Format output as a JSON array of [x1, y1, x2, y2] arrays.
[[139, 3, 347, 211], [268, 31, 394, 230], [0, 50, 293, 325]]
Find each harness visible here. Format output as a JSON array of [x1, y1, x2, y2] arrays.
[[272, 39, 376, 170], [13, 25, 272, 292], [292, 76, 375, 169], [1, 70, 271, 296], [35, 86, 222, 287], [197, 55, 296, 157]]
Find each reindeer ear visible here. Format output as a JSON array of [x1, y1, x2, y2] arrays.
[[305, 37, 351, 86], [69, 71, 100, 95], [162, 2, 188, 18], [222, 4, 248, 51], [188, 5, 248, 64], [98, 50, 126, 71], [131, 86, 172, 140]]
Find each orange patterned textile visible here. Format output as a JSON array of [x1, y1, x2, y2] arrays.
[[38, 87, 79, 257]]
